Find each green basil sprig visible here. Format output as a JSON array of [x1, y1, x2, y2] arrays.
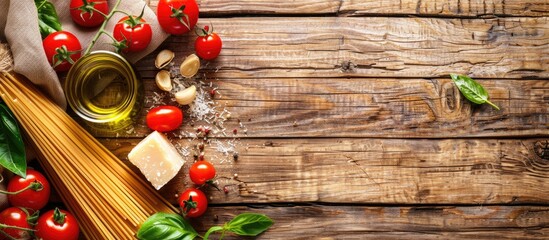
[[0, 103, 26, 178], [137, 212, 198, 240], [204, 213, 273, 239], [34, 0, 62, 39], [450, 74, 500, 110], [138, 212, 273, 240]]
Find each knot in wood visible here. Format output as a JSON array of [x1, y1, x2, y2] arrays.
[[339, 60, 356, 73], [534, 141, 549, 161]]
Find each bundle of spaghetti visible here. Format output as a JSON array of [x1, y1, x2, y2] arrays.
[[0, 72, 177, 239]]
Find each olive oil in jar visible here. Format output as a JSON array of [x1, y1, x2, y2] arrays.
[[65, 51, 142, 131]]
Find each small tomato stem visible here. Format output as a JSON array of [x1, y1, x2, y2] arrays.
[[0, 181, 42, 195], [88, 7, 109, 18], [0, 223, 36, 232], [83, 0, 123, 55], [111, 9, 134, 17], [100, 30, 118, 42], [485, 100, 500, 110]]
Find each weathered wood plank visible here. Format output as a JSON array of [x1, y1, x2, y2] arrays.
[[86, 78, 549, 138], [195, 205, 549, 239], [135, 17, 549, 79], [100, 138, 549, 205], [147, 0, 549, 17], [341, 0, 549, 17], [148, 0, 340, 15]]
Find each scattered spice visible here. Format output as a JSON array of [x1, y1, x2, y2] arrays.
[[146, 55, 248, 193]]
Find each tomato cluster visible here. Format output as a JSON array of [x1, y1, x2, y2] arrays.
[[0, 169, 79, 240], [176, 158, 219, 218], [43, 0, 155, 72], [156, 0, 223, 60]]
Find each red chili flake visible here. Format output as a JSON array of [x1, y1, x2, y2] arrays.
[[233, 128, 238, 134], [199, 152, 205, 160], [223, 186, 229, 194], [210, 89, 216, 98]]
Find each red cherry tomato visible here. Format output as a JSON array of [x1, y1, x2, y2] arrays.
[[0, 207, 33, 240], [157, 0, 199, 35], [35, 208, 80, 240], [146, 106, 183, 132], [189, 160, 216, 185], [42, 31, 82, 72], [113, 16, 152, 53], [70, 0, 109, 27], [195, 26, 222, 60], [178, 188, 207, 218], [7, 169, 51, 211]]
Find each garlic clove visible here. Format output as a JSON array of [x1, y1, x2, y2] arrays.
[[155, 49, 175, 69], [180, 54, 200, 78], [175, 85, 197, 105], [155, 70, 172, 92]]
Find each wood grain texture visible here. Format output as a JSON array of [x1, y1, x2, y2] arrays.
[[148, 0, 549, 17], [100, 138, 549, 205], [135, 17, 549, 79], [86, 78, 549, 138], [149, 0, 340, 15], [341, 0, 549, 17], [195, 205, 549, 239]]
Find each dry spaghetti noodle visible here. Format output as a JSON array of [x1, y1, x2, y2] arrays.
[[0, 71, 177, 239]]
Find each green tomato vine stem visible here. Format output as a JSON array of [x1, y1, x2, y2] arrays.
[[0, 223, 36, 232], [0, 181, 43, 195], [83, 0, 123, 56]]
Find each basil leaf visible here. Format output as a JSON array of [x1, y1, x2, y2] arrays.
[[224, 213, 274, 236], [137, 212, 198, 240], [450, 74, 500, 110], [34, 0, 62, 39], [0, 104, 26, 178]]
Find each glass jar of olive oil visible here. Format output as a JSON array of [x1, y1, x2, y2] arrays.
[[65, 51, 142, 132]]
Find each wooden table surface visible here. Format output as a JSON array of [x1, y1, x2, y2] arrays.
[[90, 0, 549, 238]]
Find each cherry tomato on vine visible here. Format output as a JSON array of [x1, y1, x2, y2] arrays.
[[42, 31, 82, 72], [194, 26, 222, 60], [189, 160, 216, 185], [157, 0, 199, 35], [70, 0, 109, 27], [7, 169, 51, 211], [178, 188, 207, 218], [146, 106, 183, 132], [113, 15, 152, 53], [0, 207, 34, 240], [35, 208, 80, 240]]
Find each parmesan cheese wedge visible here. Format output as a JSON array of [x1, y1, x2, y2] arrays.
[[127, 131, 185, 190]]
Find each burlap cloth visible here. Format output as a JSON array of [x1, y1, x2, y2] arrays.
[[0, 0, 169, 109]]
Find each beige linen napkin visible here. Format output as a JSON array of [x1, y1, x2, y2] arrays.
[[0, 0, 169, 109]]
